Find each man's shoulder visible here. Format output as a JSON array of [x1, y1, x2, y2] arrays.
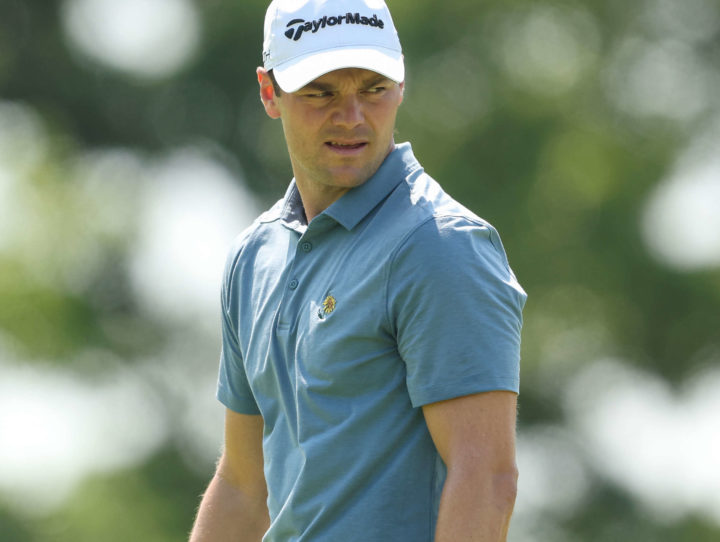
[[223, 196, 286, 269], [392, 169, 492, 236], [380, 169, 517, 273]]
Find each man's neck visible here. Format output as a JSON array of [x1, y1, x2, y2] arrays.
[[295, 183, 351, 224], [294, 141, 396, 223]]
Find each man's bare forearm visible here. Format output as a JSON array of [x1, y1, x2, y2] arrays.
[[189, 473, 269, 542], [434, 467, 518, 542]]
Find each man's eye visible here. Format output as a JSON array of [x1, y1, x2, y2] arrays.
[[366, 86, 386, 94]]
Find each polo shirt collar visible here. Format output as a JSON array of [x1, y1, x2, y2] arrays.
[[279, 142, 421, 232], [324, 142, 421, 231], [279, 181, 307, 231]]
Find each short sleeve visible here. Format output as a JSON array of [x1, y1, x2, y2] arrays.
[[216, 240, 261, 415], [387, 215, 527, 407]]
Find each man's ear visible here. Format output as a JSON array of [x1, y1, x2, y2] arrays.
[[257, 67, 281, 119]]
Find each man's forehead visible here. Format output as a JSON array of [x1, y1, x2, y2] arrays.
[[302, 68, 390, 89]]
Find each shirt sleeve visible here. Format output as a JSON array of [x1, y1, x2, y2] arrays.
[[216, 238, 261, 415], [387, 215, 527, 407]]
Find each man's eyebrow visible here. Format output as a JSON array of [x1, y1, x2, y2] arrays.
[[300, 76, 393, 92], [362, 76, 392, 88], [300, 81, 334, 92]]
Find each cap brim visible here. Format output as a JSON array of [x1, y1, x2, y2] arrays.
[[272, 46, 404, 93]]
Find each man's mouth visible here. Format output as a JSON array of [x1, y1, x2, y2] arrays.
[[325, 141, 367, 151]]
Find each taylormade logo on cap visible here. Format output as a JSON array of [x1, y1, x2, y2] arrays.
[[284, 12, 385, 42], [262, 0, 404, 93]]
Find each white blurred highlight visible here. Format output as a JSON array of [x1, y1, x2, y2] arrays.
[[605, 38, 712, 122], [642, 122, 720, 271], [495, 5, 600, 96], [642, 0, 720, 44], [565, 359, 720, 525], [0, 102, 48, 252], [516, 427, 591, 518], [61, 0, 200, 79], [130, 149, 260, 324], [0, 357, 168, 514]]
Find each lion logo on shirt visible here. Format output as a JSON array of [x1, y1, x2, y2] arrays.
[[318, 294, 336, 319], [322, 295, 336, 314]]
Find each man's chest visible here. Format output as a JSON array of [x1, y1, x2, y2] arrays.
[[233, 224, 402, 411]]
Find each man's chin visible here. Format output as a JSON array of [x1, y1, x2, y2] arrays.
[[325, 166, 376, 189]]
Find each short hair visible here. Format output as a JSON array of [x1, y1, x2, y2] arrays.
[[268, 69, 282, 97]]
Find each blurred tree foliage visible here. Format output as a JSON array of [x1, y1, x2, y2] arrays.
[[1, 0, 719, 541]]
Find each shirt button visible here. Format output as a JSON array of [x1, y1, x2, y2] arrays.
[[301, 241, 312, 253], [289, 279, 299, 290]]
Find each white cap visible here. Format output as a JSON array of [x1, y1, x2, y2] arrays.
[[262, 0, 404, 93]]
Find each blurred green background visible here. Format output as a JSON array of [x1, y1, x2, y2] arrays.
[[1, 0, 719, 540]]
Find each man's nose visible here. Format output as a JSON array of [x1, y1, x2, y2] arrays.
[[332, 94, 364, 128]]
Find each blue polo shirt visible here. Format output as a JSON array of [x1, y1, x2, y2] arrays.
[[217, 142, 526, 542]]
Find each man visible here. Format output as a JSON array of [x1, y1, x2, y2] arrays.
[[190, 0, 526, 540]]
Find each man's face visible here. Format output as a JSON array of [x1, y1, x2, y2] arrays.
[[259, 67, 404, 199]]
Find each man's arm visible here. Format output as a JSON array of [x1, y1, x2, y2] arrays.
[[189, 409, 269, 542], [423, 391, 518, 542]]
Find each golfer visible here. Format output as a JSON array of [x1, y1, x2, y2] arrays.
[[190, 0, 526, 540]]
